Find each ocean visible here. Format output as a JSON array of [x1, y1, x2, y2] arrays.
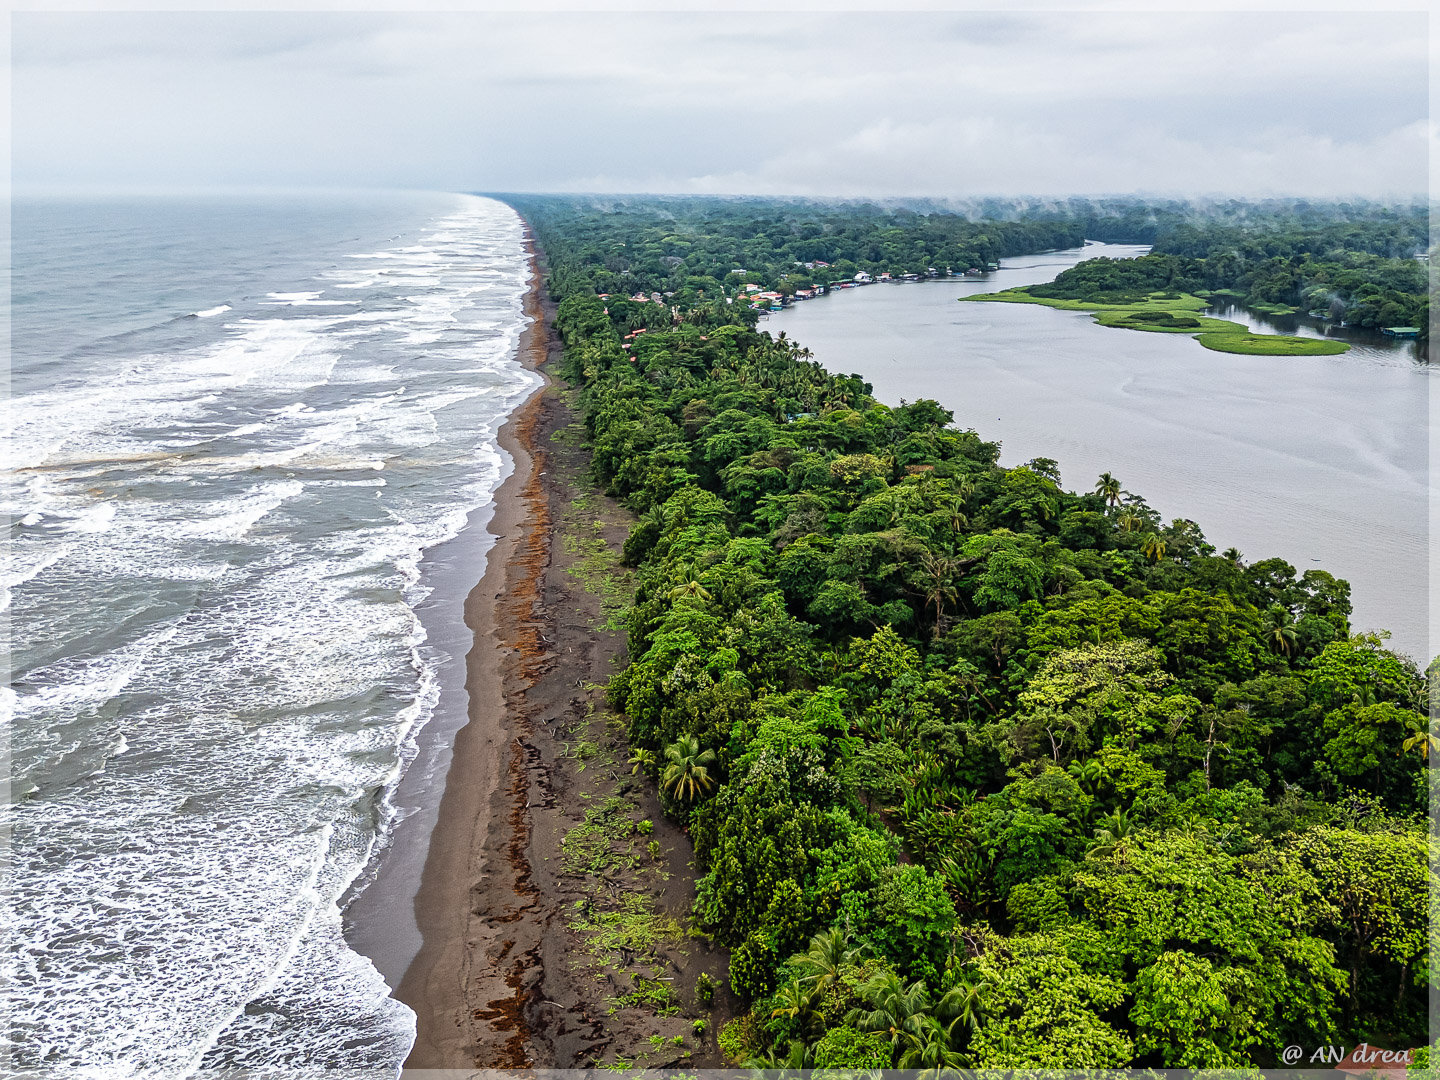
[[5, 191, 539, 1074]]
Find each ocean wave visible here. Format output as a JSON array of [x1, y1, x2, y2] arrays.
[[172, 480, 305, 541], [1, 541, 73, 590], [8, 191, 536, 1075]]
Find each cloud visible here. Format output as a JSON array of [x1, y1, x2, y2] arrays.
[[11, 10, 1427, 198]]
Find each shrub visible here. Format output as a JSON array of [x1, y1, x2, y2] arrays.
[[696, 972, 716, 1005], [812, 1025, 892, 1069], [729, 930, 778, 999], [717, 1014, 762, 1065]]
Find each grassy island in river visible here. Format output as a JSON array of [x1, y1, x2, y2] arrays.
[[963, 287, 1350, 356], [502, 194, 1434, 1072]]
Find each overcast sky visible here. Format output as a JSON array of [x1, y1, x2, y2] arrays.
[[11, 5, 1431, 199]]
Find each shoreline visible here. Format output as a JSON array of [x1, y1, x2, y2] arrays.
[[767, 248, 1428, 662], [376, 235, 553, 1067], [351, 223, 736, 1071]]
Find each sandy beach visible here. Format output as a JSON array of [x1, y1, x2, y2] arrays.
[[348, 233, 735, 1071]]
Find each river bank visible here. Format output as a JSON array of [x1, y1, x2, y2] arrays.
[[348, 235, 735, 1070], [768, 244, 1431, 662]]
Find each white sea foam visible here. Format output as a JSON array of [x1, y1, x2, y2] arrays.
[[63, 502, 118, 533], [173, 480, 304, 541], [192, 305, 231, 318], [1, 542, 72, 589], [9, 192, 538, 1075]]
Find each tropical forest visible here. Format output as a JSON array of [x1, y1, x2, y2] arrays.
[[505, 194, 1435, 1070]]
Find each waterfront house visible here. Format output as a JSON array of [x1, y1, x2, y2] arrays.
[[1382, 327, 1420, 338]]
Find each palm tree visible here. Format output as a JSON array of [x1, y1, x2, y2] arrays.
[[1221, 547, 1245, 566], [1068, 757, 1105, 798], [1117, 509, 1142, 533], [937, 849, 995, 912], [934, 969, 989, 1041], [897, 1015, 965, 1075], [848, 969, 931, 1054], [661, 734, 717, 803], [1139, 532, 1167, 562], [627, 747, 657, 777], [789, 927, 863, 992], [917, 551, 960, 642], [1265, 608, 1298, 657], [1094, 471, 1122, 507], [667, 577, 712, 603], [1091, 809, 1136, 850], [746, 1036, 810, 1071], [942, 498, 968, 534], [769, 978, 818, 1023], [1401, 716, 1440, 762]]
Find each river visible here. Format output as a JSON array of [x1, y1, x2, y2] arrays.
[[768, 243, 1432, 665]]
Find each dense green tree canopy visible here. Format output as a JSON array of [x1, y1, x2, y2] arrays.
[[506, 193, 1433, 1069]]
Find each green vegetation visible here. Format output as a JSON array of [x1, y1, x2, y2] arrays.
[[498, 195, 1084, 314], [967, 217, 1428, 354], [1092, 307, 1243, 335], [561, 796, 637, 874], [959, 286, 1212, 313], [575, 892, 685, 962], [696, 972, 716, 1005], [555, 421, 638, 631], [1198, 333, 1351, 356], [610, 976, 681, 1014], [966, 285, 1352, 355], [968, 209, 1431, 352], [508, 194, 1434, 1071]]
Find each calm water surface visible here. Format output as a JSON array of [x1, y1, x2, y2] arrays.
[[770, 243, 1432, 663]]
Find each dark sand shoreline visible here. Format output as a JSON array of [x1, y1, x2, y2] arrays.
[[351, 229, 735, 1071], [341, 464, 517, 991], [374, 237, 553, 1068]]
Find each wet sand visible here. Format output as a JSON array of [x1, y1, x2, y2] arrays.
[[387, 241, 552, 1067], [351, 233, 735, 1072]]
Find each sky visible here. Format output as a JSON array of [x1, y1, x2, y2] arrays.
[[10, 4, 1432, 199]]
